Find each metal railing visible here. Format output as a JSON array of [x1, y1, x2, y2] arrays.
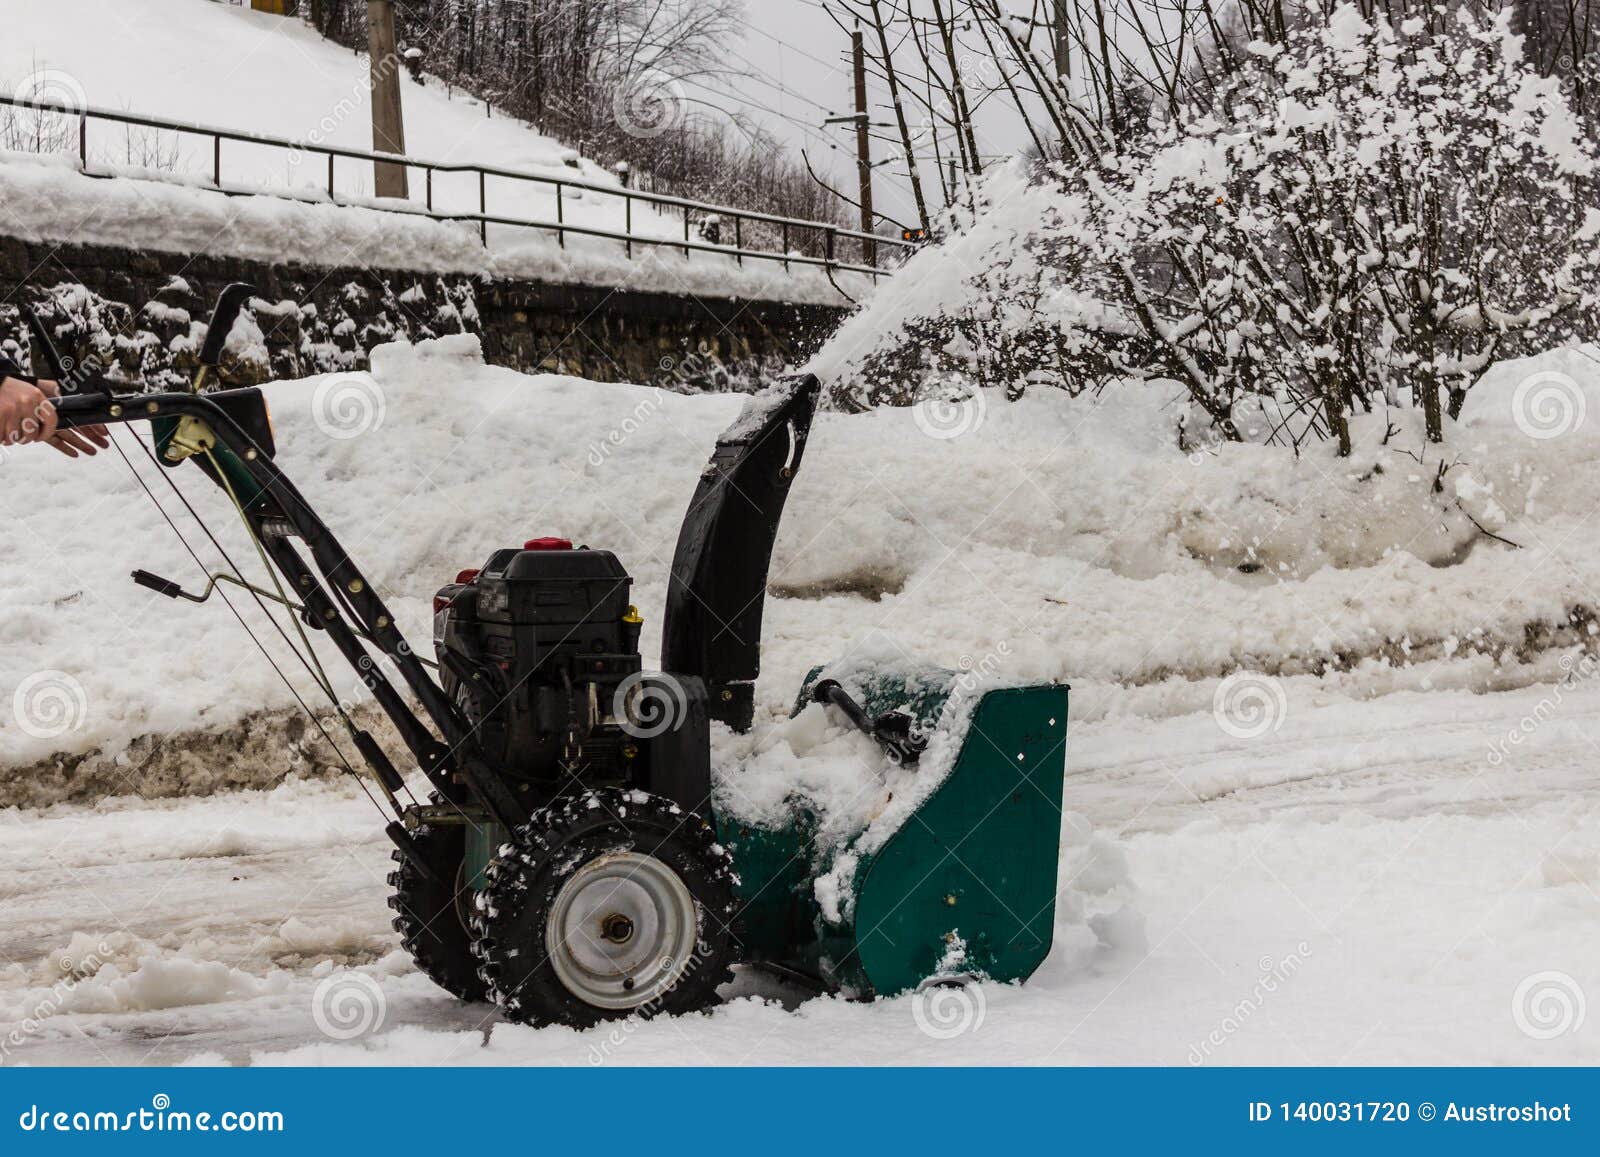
[[0, 93, 916, 281]]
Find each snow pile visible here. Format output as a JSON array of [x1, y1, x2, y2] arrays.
[[0, 929, 290, 1020], [712, 643, 1048, 923], [8, 334, 1600, 798]]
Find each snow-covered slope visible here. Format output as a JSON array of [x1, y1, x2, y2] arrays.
[[3, 0, 633, 219], [0, 0, 862, 302]]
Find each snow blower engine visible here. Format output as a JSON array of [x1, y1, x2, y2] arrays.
[[33, 284, 1070, 1028]]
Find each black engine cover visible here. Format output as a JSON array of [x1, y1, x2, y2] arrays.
[[434, 542, 710, 815]]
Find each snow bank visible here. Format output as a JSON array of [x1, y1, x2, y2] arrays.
[[5, 333, 1600, 799]]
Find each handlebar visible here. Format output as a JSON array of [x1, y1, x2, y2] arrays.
[[48, 390, 119, 430]]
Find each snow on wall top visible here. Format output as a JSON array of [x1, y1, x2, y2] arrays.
[[0, 154, 865, 306]]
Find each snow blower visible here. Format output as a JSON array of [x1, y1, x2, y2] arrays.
[[31, 284, 1069, 1027]]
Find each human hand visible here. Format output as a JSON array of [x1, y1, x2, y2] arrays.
[[33, 379, 111, 458], [0, 375, 56, 447]]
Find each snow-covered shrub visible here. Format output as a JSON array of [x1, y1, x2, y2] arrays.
[[822, 4, 1600, 456], [1090, 4, 1600, 451]]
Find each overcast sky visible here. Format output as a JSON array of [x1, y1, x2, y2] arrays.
[[681, 1, 1037, 230]]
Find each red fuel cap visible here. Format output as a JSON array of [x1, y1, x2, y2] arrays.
[[523, 536, 573, 551]]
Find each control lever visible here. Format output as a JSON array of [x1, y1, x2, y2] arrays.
[[131, 568, 440, 667], [811, 678, 928, 765], [19, 304, 68, 380]]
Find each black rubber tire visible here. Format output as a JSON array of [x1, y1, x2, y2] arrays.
[[470, 788, 737, 1028], [387, 798, 490, 1004]]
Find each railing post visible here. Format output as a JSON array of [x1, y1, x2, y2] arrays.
[[78, 112, 86, 168], [625, 194, 632, 259], [556, 183, 564, 248], [327, 151, 334, 199], [478, 169, 487, 246], [825, 227, 836, 272], [734, 216, 742, 266], [425, 167, 432, 212], [683, 209, 690, 259], [213, 134, 221, 187], [782, 222, 789, 272]]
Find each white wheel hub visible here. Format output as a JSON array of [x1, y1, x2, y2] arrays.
[[545, 851, 698, 1010]]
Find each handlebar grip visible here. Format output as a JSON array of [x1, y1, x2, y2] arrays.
[[47, 391, 115, 430], [131, 569, 184, 599]]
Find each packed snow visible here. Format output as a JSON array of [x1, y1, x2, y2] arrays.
[[3, 678, 1598, 1065]]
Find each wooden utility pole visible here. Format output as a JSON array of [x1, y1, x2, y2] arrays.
[[851, 26, 876, 266], [367, 0, 409, 199]]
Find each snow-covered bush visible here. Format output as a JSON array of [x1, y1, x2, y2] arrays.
[[1090, 3, 1600, 451], [824, 4, 1600, 456]]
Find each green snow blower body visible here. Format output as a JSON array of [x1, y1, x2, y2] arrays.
[[722, 669, 1069, 996]]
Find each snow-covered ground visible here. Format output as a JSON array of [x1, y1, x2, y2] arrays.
[[3, 325, 1600, 1064], [0, 0, 860, 304], [2, 676, 1596, 1065]]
